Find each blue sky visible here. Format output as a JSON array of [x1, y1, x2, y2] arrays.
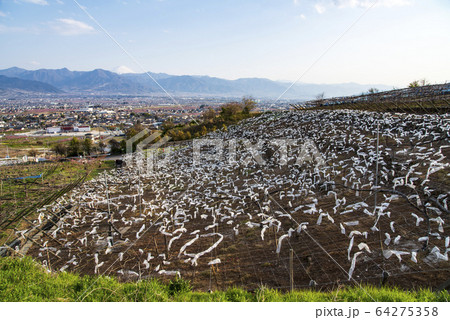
[[0, 0, 449, 87]]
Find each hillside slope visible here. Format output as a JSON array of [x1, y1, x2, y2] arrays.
[[13, 109, 449, 292]]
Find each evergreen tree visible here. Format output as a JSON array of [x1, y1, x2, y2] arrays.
[[83, 138, 93, 155], [68, 137, 81, 156]]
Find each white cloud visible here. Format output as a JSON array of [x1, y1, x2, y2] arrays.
[[0, 11, 7, 17], [115, 66, 136, 74], [51, 18, 95, 36], [377, 0, 412, 7], [332, 0, 412, 9], [21, 0, 49, 5], [311, 0, 412, 13], [315, 4, 326, 14]]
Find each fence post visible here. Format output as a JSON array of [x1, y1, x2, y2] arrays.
[[290, 249, 294, 292], [105, 173, 113, 246], [374, 121, 380, 213]]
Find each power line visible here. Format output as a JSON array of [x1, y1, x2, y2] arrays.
[[71, 0, 199, 125]]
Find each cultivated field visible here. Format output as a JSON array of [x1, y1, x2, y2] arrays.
[[0, 160, 114, 246], [11, 109, 450, 292]]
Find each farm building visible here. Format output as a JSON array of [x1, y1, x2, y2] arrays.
[[45, 125, 91, 134], [46, 127, 61, 134]]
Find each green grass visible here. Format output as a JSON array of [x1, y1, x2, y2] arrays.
[[89, 160, 115, 178], [0, 160, 114, 245], [1, 256, 448, 302], [0, 136, 71, 148], [0, 162, 85, 213]]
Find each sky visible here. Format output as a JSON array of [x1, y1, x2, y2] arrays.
[[0, 0, 449, 87]]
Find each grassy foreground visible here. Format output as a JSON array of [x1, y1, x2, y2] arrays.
[[0, 256, 448, 302]]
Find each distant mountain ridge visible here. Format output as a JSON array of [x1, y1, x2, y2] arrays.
[[0, 67, 392, 99], [0, 75, 62, 94]]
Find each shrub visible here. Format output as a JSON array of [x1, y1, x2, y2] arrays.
[[167, 276, 192, 296]]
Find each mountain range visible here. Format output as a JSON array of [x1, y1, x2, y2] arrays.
[[0, 67, 392, 99], [0, 75, 62, 95]]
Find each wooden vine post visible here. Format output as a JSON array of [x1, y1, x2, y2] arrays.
[[290, 249, 294, 292]]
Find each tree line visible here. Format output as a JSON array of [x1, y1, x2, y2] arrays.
[[49, 98, 259, 156]]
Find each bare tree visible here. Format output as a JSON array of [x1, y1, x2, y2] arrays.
[[202, 108, 217, 122], [28, 149, 38, 158], [52, 143, 67, 157], [242, 97, 257, 114], [314, 92, 325, 107]]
